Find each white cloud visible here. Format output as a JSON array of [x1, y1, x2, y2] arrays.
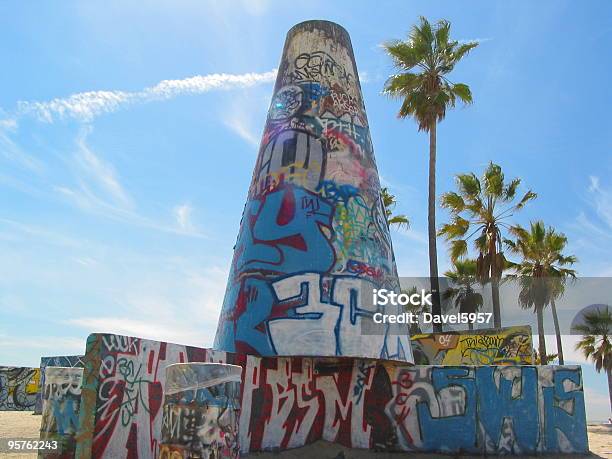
[[64, 264, 228, 348], [0, 128, 44, 172], [66, 317, 185, 343], [0, 334, 85, 354], [0, 118, 17, 130], [458, 37, 493, 44], [588, 175, 612, 229], [566, 176, 612, 275], [15, 69, 277, 123], [174, 203, 194, 231], [0, 218, 87, 249], [74, 128, 132, 208], [223, 112, 261, 148], [55, 128, 133, 215], [221, 92, 267, 149], [50, 130, 208, 237]]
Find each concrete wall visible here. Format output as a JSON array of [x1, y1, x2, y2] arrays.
[[411, 325, 533, 365], [75, 333, 588, 458], [213, 20, 412, 362], [0, 366, 40, 411], [35, 355, 85, 414], [40, 367, 83, 457]]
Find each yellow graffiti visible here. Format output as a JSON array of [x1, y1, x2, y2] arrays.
[[411, 326, 533, 365], [27, 369, 41, 394]]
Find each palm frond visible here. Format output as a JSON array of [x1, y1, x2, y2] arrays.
[[449, 239, 468, 261], [451, 83, 472, 104]]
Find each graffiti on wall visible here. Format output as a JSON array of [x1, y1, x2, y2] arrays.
[[0, 366, 40, 411], [76, 334, 588, 458], [239, 358, 587, 455], [75, 334, 227, 459], [411, 326, 533, 365], [35, 355, 85, 414], [160, 375, 241, 459], [40, 367, 83, 459], [214, 20, 411, 362]]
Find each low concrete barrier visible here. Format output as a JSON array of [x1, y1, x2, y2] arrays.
[[75, 333, 588, 457], [40, 367, 83, 458], [0, 366, 40, 411]]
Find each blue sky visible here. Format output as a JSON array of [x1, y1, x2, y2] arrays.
[[1, 1, 611, 420]]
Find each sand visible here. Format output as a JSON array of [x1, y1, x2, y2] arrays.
[[0, 412, 610, 458]]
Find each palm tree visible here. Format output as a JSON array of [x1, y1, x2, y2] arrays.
[[443, 259, 483, 331], [549, 274, 576, 364], [383, 17, 478, 331], [572, 306, 612, 411], [381, 187, 410, 229], [439, 162, 536, 328], [402, 286, 431, 335], [505, 221, 576, 365]]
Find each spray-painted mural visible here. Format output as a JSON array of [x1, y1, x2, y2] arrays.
[[40, 367, 84, 459], [213, 20, 412, 362], [76, 334, 588, 457], [0, 366, 40, 411], [411, 326, 533, 365], [36, 355, 85, 414], [160, 364, 241, 459], [75, 334, 227, 459]]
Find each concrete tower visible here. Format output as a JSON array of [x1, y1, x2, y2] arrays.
[[214, 20, 413, 363]]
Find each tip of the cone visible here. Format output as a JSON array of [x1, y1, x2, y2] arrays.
[[287, 19, 351, 39]]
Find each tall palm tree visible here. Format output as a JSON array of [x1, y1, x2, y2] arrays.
[[402, 286, 431, 335], [439, 162, 536, 328], [383, 17, 478, 331], [381, 187, 410, 229], [505, 221, 576, 365], [549, 274, 576, 364], [572, 306, 612, 411], [443, 259, 483, 331]]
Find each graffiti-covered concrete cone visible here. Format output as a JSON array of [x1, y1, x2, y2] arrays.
[[214, 20, 413, 363], [39, 367, 83, 459], [160, 363, 242, 459]]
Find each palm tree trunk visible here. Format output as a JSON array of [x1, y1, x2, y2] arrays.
[[551, 298, 564, 364], [608, 369, 612, 413], [491, 277, 501, 328], [537, 304, 547, 365], [428, 123, 442, 332]]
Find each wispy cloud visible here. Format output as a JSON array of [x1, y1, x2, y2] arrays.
[[54, 129, 208, 238], [55, 127, 133, 214], [588, 176, 612, 229], [64, 264, 228, 348], [174, 203, 194, 231], [74, 128, 132, 207], [221, 92, 267, 148], [459, 37, 493, 44], [223, 111, 261, 147], [66, 317, 186, 343], [0, 126, 44, 172], [0, 118, 17, 130], [0, 334, 85, 353], [14, 70, 277, 123]]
